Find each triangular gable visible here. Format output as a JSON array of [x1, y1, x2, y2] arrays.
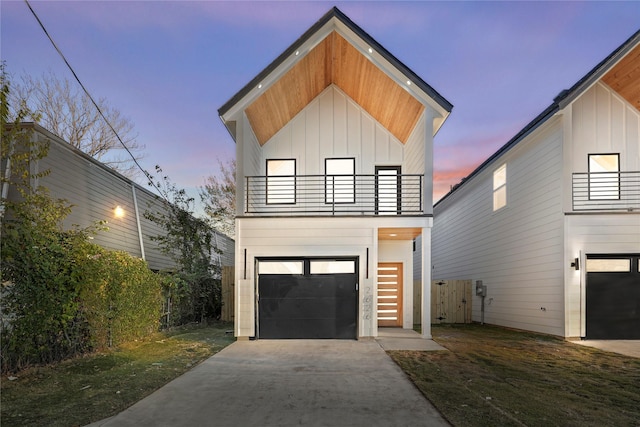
[[218, 7, 452, 146], [436, 28, 640, 206]]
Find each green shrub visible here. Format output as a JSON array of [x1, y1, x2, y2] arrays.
[[78, 247, 162, 349], [1, 190, 92, 371]]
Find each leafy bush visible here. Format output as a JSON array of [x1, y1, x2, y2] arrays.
[[78, 247, 162, 349], [0, 188, 163, 372], [1, 68, 163, 372], [145, 167, 222, 326]]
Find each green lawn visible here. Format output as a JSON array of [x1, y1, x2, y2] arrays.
[[391, 324, 640, 427], [1, 322, 235, 427]]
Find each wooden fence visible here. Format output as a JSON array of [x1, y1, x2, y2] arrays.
[[431, 279, 472, 324], [221, 266, 235, 322]]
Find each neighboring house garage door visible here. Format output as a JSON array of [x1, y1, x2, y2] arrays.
[[257, 258, 358, 339], [586, 254, 640, 339]]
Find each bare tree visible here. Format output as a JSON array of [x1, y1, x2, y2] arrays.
[[10, 71, 144, 178], [200, 158, 236, 238]]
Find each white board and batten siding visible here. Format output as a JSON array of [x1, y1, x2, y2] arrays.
[[561, 81, 640, 337], [568, 82, 640, 173], [433, 117, 566, 336], [257, 85, 409, 176]]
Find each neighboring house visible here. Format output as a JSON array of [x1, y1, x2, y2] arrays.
[[218, 7, 452, 340], [431, 30, 640, 339], [2, 122, 234, 271]]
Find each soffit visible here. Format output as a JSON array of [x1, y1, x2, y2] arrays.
[[378, 227, 422, 241], [602, 43, 640, 111], [245, 31, 425, 146]]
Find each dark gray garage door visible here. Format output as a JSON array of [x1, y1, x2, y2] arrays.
[[257, 258, 358, 339], [586, 254, 640, 339]]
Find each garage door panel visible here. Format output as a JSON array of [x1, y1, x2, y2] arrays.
[[586, 255, 640, 340], [257, 262, 357, 339]]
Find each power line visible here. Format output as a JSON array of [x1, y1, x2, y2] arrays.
[[23, 0, 167, 200]]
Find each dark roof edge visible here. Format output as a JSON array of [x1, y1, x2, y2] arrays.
[[434, 103, 559, 208], [435, 27, 640, 209], [557, 28, 640, 109], [218, 6, 452, 118]]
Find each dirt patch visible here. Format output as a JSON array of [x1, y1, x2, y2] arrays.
[[390, 324, 640, 427]]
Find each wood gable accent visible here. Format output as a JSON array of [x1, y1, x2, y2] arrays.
[[245, 32, 425, 146], [602, 43, 640, 111]]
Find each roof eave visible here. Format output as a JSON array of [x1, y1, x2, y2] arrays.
[[435, 28, 640, 208], [218, 7, 452, 121]]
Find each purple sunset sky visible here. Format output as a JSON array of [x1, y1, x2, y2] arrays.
[[2, 1, 639, 205]]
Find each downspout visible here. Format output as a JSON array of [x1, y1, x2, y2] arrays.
[[131, 184, 146, 261], [0, 138, 15, 224]]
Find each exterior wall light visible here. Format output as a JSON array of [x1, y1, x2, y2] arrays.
[[114, 205, 125, 218], [571, 258, 580, 270]]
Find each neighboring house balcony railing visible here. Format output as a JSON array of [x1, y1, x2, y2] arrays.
[[572, 171, 640, 211], [244, 174, 424, 216]]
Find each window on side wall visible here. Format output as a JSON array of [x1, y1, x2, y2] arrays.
[[493, 163, 507, 211], [588, 154, 620, 200], [266, 159, 296, 204], [325, 158, 355, 204]]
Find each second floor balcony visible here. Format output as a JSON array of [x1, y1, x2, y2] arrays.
[[243, 174, 424, 216], [572, 171, 640, 211]]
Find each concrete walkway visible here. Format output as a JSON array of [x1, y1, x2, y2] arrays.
[[89, 337, 449, 427], [569, 339, 640, 358]]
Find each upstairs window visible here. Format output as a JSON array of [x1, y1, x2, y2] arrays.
[[266, 159, 296, 204], [325, 158, 355, 204], [493, 163, 507, 211], [588, 154, 619, 200]]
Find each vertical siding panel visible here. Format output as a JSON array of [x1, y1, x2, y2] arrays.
[[361, 115, 375, 174], [305, 100, 320, 175], [596, 84, 611, 150], [318, 89, 334, 161], [291, 114, 306, 174], [389, 138, 403, 164], [625, 106, 640, 170], [333, 89, 347, 157], [375, 123, 389, 163], [347, 99, 361, 164], [611, 95, 624, 151]]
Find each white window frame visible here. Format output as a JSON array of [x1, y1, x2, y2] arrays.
[[493, 163, 507, 211]]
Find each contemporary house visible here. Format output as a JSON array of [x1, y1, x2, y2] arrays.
[[1, 122, 234, 272], [432, 30, 640, 339], [219, 8, 452, 339]]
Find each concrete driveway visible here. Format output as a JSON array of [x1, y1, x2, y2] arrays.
[[90, 339, 449, 427]]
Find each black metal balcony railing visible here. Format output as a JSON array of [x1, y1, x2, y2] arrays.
[[572, 171, 640, 211], [244, 174, 424, 215]]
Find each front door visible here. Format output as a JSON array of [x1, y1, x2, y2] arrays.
[[377, 262, 403, 327]]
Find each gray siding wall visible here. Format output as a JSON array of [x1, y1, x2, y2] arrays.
[[433, 118, 565, 336], [8, 125, 233, 271]]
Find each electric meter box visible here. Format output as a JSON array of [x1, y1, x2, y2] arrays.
[[475, 280, 487, 297]]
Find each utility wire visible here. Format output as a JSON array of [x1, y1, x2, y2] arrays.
[[24, 0, 167, 200]]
